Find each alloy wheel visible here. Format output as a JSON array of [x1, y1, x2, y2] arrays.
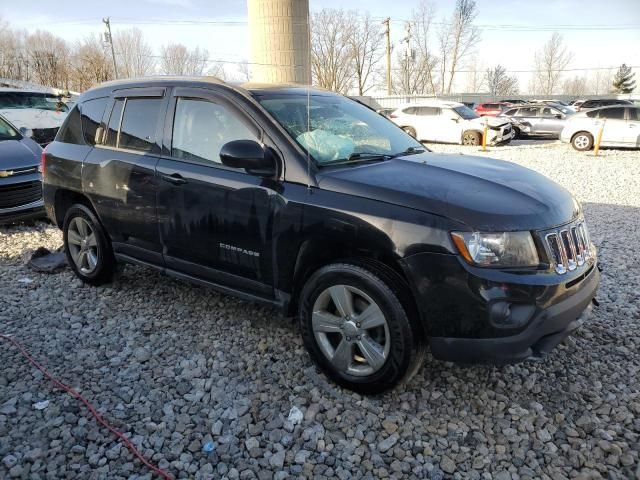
[[67, 217, 99, 274], [311, 284, 390, 377], [574, 135, 590, 150]]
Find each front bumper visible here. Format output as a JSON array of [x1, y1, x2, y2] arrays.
[[429, 265, 599, 363], [0, 198, 46, 225], [488, 127, 515, 145]]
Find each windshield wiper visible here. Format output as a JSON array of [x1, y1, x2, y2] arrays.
[[320, 152, 392, 167], [390, 146, 427, 158]]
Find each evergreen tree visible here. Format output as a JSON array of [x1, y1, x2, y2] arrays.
[[611, 64, 636, 93]]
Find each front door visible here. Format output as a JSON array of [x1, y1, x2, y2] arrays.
[[156, 87, 276, 298], [624, 107, 640, 146], [598, 107, 627, 144]]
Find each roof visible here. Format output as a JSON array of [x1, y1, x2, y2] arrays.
[[80, 76, 331, 100], [0, 87, 62, 95]]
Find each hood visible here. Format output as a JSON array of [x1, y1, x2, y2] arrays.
[[317, 153, 580, 231], [0, 138, 42, 170], [468, 116, 509, 127], [0, 108, 66, 129]]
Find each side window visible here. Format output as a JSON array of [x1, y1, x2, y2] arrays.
[[503, 108, 517, 116], [171, 98, 258, 165], [540, 107, 555, 117], [80, 97, 108, 145], [516, 107, 538, 117], [118, 98, 163, 152], [105, 99, 124, 147], [416, 107, 439, 116], [599, 107, 625, 120], [629, 108, 640, 121], [56, 105, 83, 144], [586, 110, 598, 118], [403, 107, 416, 115]]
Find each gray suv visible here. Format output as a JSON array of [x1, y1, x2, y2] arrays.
[[498, 103, 575, 139]]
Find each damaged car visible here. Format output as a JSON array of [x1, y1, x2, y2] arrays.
[[498, 103, 576, 139], [0, 88, 69, 146], [390, 100, 514, 146]]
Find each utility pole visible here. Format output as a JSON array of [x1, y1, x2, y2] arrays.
[[383, 17, 391, 95], [404, 22, 412, 95], [102, 17, 118, 79]]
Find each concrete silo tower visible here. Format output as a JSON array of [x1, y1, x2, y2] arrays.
[[247, 0, 311, 84]]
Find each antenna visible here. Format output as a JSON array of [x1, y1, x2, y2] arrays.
[[306, 7, 312, 191]]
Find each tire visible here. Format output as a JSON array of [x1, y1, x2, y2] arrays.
[[299, 262, 425, 394], [462, 131, 481, 146], [512, 126, 521, 139], [63, 203, 116, 286], [402, 126, 417, 138], [571, 131, 594, 151]]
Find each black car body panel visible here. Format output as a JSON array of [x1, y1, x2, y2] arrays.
[[0, 116, 45, 224], [42, 77, 599, 364]]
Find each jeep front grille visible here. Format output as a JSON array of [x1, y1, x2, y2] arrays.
[[545, 222, 591, 274]]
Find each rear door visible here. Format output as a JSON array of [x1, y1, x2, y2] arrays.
[[156, 87, 276, 297], [82, 87, 167, 264], [624, 107, 640, 146], [414, 106, 441, 141], [514, 107, 539, 133]]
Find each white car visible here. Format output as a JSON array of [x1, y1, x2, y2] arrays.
[[560, 105, 640, 151], [0, 88, 69, 145], [389, 100, 514, 146]]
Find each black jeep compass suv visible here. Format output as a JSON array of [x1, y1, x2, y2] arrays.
[[42, 77, 599, 393]]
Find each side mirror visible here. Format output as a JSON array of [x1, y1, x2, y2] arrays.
[[450, 117, 459, 122], [220, 140, 277, 177], [19, 127, 33, 138]]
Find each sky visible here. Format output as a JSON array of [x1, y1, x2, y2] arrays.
[[1, 0, 639, 93]]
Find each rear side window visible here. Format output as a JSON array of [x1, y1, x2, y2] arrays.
[[629, 108, 640, 121], [516, 107, 538, 117], [105, 99, 124, 147], [56, 105, 83, 144], [599, 107, 625, 120], [118, 98, 163, 152], [171, 98, 258, 165], [81, 97, 108, 145], [586, 110, 598, 118], [416, 107, 439, 116]]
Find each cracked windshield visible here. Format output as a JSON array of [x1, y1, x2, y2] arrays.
[[258, 94, 423, 165]]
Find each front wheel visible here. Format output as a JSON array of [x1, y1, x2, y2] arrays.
[[299, 263, 425, 394], [571, 132, 594, 151], [63, 204, 116, 286]]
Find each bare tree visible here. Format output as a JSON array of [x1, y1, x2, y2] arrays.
[[347, 12, 383, 95], [589, 69, 612, 95], [159, 43, 208, 76], [440, 0, 480, 94], [113, 28, 155, 78], [485, 65, 518, 96], [562, 75, 588, 96], [393, 1, 440, 95], [532, 32, 572, 95], [237, 60, 250, 82], [68, 35, 113, 92], [311, 9, 353, 94], [0, 21, 29, 82], [464, 59, 484, 93], [25, 30, 70, 89]]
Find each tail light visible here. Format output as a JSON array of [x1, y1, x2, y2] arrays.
[[39, 149, 46, 175]]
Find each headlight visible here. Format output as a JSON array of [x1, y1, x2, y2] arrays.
[[451, 231, 539, 267]]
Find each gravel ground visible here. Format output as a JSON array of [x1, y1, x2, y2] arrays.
[[1, 140, 639, 480]]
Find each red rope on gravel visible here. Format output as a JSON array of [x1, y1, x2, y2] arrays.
[[0, 334, 173, 480]]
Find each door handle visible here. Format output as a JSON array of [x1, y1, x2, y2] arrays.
[[160, 173, 187, 185]]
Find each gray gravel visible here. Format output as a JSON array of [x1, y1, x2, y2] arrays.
[[1, 140, 639, 479]]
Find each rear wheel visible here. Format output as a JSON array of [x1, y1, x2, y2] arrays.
[[402, 126, 417, 138], [462, 131, 481, 146], [63, 204, 116, 286], [299, 263, 425, 394], [571, 132, 593, 151]]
